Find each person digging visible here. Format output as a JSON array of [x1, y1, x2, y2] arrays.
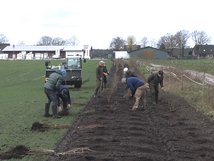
[[147, 70, 165, 105], [57, 84, 71, 116], [44, 69, 66, 118], [121, 77, 149, 110]]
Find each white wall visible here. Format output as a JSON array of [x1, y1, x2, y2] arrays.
[[114, 51, 130, 59], [66, 51, 83, 58], [0, 54, 8, 59]]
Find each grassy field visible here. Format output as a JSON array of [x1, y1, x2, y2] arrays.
[[0, 59, 112, 161], [137, 58, 214, 117], [142, 59, 214, 75]]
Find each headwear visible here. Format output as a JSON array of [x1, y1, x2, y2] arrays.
[[121, 78, 127, 84], [60, 68, 67, 78], [123, 67, 128, 74], [99, 61, 105, 66]]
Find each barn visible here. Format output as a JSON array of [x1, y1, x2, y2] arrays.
[[129, 46, 169, 59]]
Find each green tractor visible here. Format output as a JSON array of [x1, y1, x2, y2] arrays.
[[45, 57, 82, 88]]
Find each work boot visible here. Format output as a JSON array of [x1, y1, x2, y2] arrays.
[[52, 104, 61, 118], [52, 115, 61, 119], [44, 103, 52, 117]]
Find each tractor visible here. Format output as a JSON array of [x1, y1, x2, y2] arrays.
[[45, 57, 82, 88]]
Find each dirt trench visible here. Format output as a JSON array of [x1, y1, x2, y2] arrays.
[[48, 61, 214, 161]]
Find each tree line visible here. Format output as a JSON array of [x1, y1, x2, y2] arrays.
[[109, 30, 211, 51], [0, 30, 211, 50]]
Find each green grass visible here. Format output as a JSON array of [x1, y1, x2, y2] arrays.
[[138, 58, 214, 117], [0, 59, 112, 161], [141, 59, 214, 75]]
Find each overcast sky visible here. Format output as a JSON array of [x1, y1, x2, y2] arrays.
[[0, 0, 213, 49]]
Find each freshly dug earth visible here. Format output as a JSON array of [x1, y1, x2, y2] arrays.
[[48, 62, 214, 161]]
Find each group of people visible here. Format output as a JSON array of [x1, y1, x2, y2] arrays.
[[43, 60, 110, 118], [43, 60, 163, 118], [122, 67, 164, 111], [44, 68, 71, 118]]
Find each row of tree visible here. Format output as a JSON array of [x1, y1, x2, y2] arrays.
[[0, 30, 211, 50], [0, 34, 79, 46], [109, 30, 211, 51]]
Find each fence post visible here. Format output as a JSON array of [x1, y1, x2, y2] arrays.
[[181, 74, 184, 90], [202, 71, 205, 107]]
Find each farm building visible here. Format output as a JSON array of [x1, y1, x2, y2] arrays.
[[192, 45, 214, 58], [129, 46, 169, 59], [1, 45, 92, 60]]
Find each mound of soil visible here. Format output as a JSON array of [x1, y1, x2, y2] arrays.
[[47, 61, 214, 161], [0, 145, 29, 160], [31, 122, 49, 132]]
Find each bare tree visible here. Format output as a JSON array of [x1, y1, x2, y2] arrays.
[[157, 33, 177, 49], [148, 39, 157, 48], [157, 30, 189, 50], [127, 35, 136, 51], [0, 34, 8, 43], [109, 37, 126, 50], [37, 36, 53, 46], [66, 36, 79, 46], [191, 30, 211, 45], [140, 37, 148, 47], [174, 30, 189, 48], [52, 37, 66, 46]]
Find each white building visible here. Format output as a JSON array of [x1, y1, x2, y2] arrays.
[[114, 51, 130, 59]]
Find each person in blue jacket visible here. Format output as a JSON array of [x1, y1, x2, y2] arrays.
[[122, 77, 148, 110], [57, 85, 71, 116]]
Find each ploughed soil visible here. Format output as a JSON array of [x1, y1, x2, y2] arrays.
[[47, 61, 214, 161]]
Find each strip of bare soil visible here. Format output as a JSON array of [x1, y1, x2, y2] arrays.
[[47, 61, 214, 161]]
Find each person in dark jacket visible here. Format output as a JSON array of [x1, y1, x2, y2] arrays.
[[94, 61, 104, 97], [147, 70, 164, 104], [57, 85, 71, 116], [44, 69, 65, 118], [122, 77, 148, 110]]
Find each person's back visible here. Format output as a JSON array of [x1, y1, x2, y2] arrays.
[[147, 71, 163, 88], [127, 77, 144, 88], [127, 77, 144, 96], [44, 70, 63, 91], [122, 77, 146, 110], [147, 70, 164, 104]]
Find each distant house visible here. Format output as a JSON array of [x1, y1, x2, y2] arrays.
[[129, 46, 169, 59], [0, 43, 10, 59], [167, 48, 193, 59], [0, 43, 10, 51], [91, 49, 114, 59], [1, 45, 92, 60], [192, 45, 214, 58], [62, 45, 91, 59]]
